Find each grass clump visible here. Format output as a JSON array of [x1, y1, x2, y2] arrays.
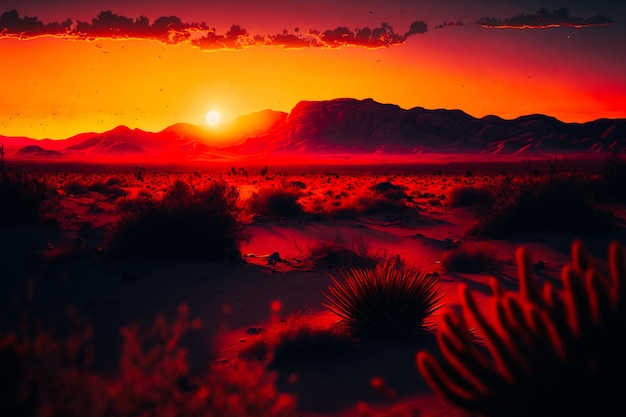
[[467, 168, 615, 238], [105, 179, 246, 261], [323, 262, 441, 341], [248, 186, 305, 220], [304, 234, 376, 269], [441, 241, 501, 273]]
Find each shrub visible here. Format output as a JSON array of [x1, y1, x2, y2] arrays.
[[448, 185, 492, 208], [63, 179, 89, 195], [323, 262, 442, 340], [417, 240, 626, 417], [467, 171, 615, 238], [305, 234, 375, 269], [248, 186, 304, 219], [105, 179, 246, 261], [0, 164, 56, 226], [441, 241, 501, 273]]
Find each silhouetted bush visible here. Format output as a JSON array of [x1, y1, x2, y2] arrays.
[[323, 262, 441, 340], [441, 241, 501, 273], [248, 186, 304, 219], [105, 180, 246, 261], [88, 181, 128, 197], [448, 185, 492, 208], [467, 170, 615, 238], [0, 164, 56, 226], [418, 240, 626, 417], [305, 234, 375, 269], [63, 179, 89, 195]]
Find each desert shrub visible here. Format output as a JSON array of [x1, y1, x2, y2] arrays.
[[63, 179, 89, 195], [418, 240, 626, 417], [371, 181, 407, 201], [1, 304, 296, 417], [467, 170, 615, 238], [305, 234, 376, 269], [87, 181, 128, 197], [441, 241, 501, 273], [448, 185, 492, 208], [105, 176, 122, 187], [248, 186, 304, 219], [105, 179, 246, 261], [0, 164, 56, 226], [323, 262, 441, 340]]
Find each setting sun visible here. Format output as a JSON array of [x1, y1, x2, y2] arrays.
[[206, 110, 221, 127]]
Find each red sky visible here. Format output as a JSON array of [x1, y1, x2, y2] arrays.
[[1, 0, 624, 139]]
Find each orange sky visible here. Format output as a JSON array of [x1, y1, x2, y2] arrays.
[[1, 1, 625, 139]]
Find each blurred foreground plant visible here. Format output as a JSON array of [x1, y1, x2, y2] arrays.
[[1, 304, 296, 417], [417, 240, 626, 417]]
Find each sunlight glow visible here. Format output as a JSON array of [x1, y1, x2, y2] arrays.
[[206, 110, 221, 127]]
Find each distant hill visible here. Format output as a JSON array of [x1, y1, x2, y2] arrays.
[[1, 98, 624, 164]]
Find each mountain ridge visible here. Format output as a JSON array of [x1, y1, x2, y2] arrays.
[[2, 98, 625, 164]]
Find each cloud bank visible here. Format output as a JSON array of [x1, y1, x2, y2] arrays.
[[477, 8, 613, 29], [0, 9, 427, 50]]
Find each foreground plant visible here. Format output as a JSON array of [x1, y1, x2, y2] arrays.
[[417, 240, 626, 417], [1, 304, 296, 417], [323, 262, 441, 340]]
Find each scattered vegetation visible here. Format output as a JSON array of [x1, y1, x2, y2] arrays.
[[105, 179, 246, 261], [323, 262, 441, 341], [418, 240, 626, 417], [441, 240, 501, 274]]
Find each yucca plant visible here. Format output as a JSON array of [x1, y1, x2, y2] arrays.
[[417, 240, 626, 417], [323, 262, 442, 340]]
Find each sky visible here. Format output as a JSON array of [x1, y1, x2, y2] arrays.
[[0, 0, 625, 139]]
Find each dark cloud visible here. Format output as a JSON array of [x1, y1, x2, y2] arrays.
[[477, 7, 613, 29], [0, 9, 427, 50], [434, 20, 464, 30]]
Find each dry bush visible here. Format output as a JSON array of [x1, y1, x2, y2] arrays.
[[105, 179, 246, 261], [247, 186, 305, 220], [1, 304, 296, 417], [304, 234, 376, 269], [466, 168, 615, 238], [323, 262, 442, 341], [448, 185, 492, 208], [63, 180, 89, 196], [418, 240, 626, 417], [441, 241, 501, 274]]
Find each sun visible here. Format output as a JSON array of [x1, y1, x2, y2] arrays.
[[205, 110, 221, 127]]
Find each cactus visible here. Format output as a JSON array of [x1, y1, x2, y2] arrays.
[[417, 240, 626, 417]]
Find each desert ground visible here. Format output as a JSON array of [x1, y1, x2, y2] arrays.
[[1, 156, 625, 417]]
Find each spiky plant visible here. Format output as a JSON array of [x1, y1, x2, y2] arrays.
[[417, 240, 626, 417], [323, 262, 442, 340]]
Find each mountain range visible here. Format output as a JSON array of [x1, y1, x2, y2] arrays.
[[2, 98, 625, 165]]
